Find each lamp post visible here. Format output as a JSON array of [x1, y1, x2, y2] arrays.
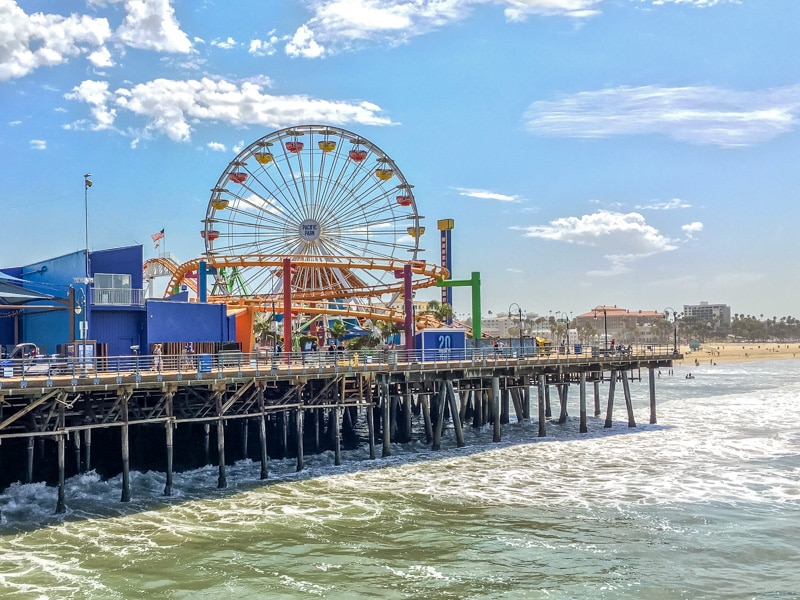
[[594, 306, 608, 351], [83, 173, 92, 278], [555, 311, 570, 354], [664, 307, 679, 355], [508, 302, 523, 355], [74, 288, 88, 373]]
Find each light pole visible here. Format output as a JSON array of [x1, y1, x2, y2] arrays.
[[508, 303, 523, 355], [83, 173, 92, 278], [664, 307, 679, 355], [555, 311, 570, 354], [594, 306, 608, 351]]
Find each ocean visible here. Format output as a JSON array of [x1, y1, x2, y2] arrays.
[[1, 360, 799, 599]]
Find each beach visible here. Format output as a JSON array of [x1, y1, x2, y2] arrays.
[[677, 341, 800, 365]]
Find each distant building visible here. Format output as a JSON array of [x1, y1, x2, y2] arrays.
[[683, 301, 731, 328], [573, 305, 666, 345]]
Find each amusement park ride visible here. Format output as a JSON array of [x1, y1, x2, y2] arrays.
[[143, 125, 462, 353]]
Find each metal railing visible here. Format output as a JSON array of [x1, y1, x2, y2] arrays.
[[91, 287, 145, 306], [0, 344, 679, 387]]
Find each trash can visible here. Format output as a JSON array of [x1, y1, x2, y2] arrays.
[[197, 354, 212, 373], [573, 344, 583, 354]]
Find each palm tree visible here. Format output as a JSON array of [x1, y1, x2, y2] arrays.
[[253, 312, 276, 347], [422, 300, 453, 323], [374, 319, 399, 343], [329, 320, 348, 345]]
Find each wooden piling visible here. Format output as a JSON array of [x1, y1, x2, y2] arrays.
[[55, 432, 66, 514], [333, 407, 342, 466], [84, 428, 92, 473], [579, 372, 588, 434], [164, 391, 174, 495], [433, 381, 447, 450], [557, 379, 568, 425], [500, 387, 510, 425], [382, 380, 391, 457], [295, 408, 304, 472], [215, 393, 227, 488], [120, 393, 131, 502], [544, 383, 552, 418], [604, 370, 617, 428], [446, 380, 465, 448], [26, 437, 34, 484], [492, 376, 501, 443], [73, 430, 81, 473], [421, 393, 433, 444], [621, 372, 636, 428], [366, 399, 376, 459], [537, 375, 547, 438], [648, 366, 657, 424], [593, 379, 601, 417], [257, 386, 268, 480]]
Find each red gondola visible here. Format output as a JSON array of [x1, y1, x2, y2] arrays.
[[228, 172, 247, 184], [201, 229, 220, 241], [286, 141, 304, 153], [396, 195, 412, 206], [349, 149, 367, 162]]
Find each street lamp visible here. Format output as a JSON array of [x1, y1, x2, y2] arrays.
[[594, 306, 608, 351], [554, 311, 570, 354], [83, 173, 92, 278], [664, 307, 679, 355], [508, 302, 523, 355]]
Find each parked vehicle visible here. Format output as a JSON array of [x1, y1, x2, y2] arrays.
[[0, 343, 69, 376]]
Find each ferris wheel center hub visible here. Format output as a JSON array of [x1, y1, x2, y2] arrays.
[[299, 219, 321, 242]]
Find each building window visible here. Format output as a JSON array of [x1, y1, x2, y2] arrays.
[[94, 273, 133, 304]]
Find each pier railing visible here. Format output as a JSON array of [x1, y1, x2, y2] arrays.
[[0, 344, 680, 389]]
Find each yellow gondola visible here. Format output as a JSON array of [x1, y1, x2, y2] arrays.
[[375, 168, 394, 181], [254, 152, 273, 164], [211, 199, 230, 210], [318, 140, 336, 152], [407, 226, 425, 238]]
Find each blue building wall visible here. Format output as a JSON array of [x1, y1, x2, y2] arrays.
[[145, 300, 233, 346], [3, 245, 234, 357], [16, 251, 84, 353]]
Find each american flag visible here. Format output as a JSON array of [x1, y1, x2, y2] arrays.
[[151, 228, 164, 249]]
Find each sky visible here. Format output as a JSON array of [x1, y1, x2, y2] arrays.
[[2, 0, 799, 321]]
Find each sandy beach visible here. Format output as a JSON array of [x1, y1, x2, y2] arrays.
[[676, 342, 800, 365]]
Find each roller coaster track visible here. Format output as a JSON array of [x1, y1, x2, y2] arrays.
[[143, 254, 450, 326]]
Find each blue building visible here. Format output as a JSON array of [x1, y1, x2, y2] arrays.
[[1, 245, 236, 359]]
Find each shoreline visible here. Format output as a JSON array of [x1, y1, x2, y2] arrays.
[[675, 342, 800, 365]]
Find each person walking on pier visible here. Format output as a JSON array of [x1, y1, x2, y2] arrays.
[[152, 343, 163, 373]]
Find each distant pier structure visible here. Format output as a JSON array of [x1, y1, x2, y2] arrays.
[[0, 347, 678, 513]]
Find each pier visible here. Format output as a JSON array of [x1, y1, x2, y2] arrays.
[[0, 346, 679, 513]]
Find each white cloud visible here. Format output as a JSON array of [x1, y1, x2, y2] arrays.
[[206, 141, 226, 152], [455, 187, 520, 202], [512, 209, 678, 275], [285, 0, 601, 57], [681, 221, 703, 239], [0, 0, 112, 80], [30, 139, 46, 150], [87, 46, 115, 68], [636, 198, 692, 210], [211, 37, 237, 50], [65, 76, 394, 142], [249, 35, 280, 57], [64, 80, 117, 131], [114, 0, 193, 53], [524, 85, 800, 147]]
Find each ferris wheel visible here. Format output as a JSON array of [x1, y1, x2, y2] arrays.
[[202, 125, 424, 300]]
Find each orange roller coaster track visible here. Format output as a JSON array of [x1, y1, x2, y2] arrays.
[[145, 254, 449, 324]]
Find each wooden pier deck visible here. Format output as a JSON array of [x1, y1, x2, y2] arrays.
[[0, 347, 679, 513]]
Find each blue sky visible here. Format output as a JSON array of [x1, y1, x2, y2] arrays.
[[2, 0, 799, 320]]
